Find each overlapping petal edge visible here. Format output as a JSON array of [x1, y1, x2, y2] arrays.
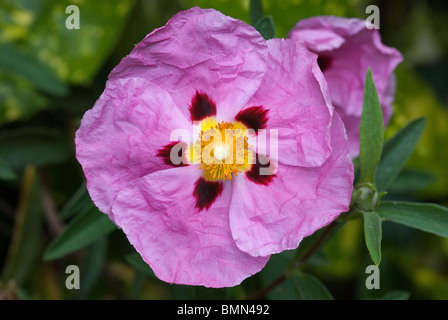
[[75, 7, 354, 287], [288, 15, 403, 157]]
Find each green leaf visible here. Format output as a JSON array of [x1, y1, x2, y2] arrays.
[[376, 118, 426, 191], [359, 68, 384, 184], [0, 158, 16, 180], [293, 272, 334, 300], [254, 15, 275, 40], [0, 43, 68, 96], [44, 207, 116, 260], [249, 0, 264, 25], [363, 211, 382, 266], [377, 201, 448, 238]]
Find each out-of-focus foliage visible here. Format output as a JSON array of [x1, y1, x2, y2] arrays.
[[0, 0, 135, 84], [183, 0, 362, 38], [387, 66, 448, 198], [0, 0, 447, 300], [0, 0, 135, 125]]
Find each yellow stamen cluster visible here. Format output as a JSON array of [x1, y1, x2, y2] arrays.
[[190, 118, 252, 181]]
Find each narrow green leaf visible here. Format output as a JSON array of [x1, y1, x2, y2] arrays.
[[387, 169, 435, 194], [293, 272, 334, 300], [266, 278, 297, 300], [0, 43, 68, 96], [73, 237, 108, 299], [1, 166, 42, 285], [44, 207, 116, 260], [249, 0, 264, 25], [0, 158, 16, 180], [254, 15, 275, 40], [125, 253, 156, 278], [259, 250, 297, 300], [59, 182, 93, 220], [359, 68, 384, 184], [130, 271, 146, 299], [379, 290, 410, 300], [377, 201, 448, 238], [376, 118, 426, 191], [363, 211, 382, 266]]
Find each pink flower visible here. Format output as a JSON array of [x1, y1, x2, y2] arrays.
[[288, 16, 403, 156], [75, 8, 354, 288]]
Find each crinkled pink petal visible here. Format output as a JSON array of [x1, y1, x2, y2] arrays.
[[245, 38, 333, 167], [287, 28, 345, 52], [288, 16, 367, 40], [112, 165, 269, 287], [109, 7, 268, 122], [75, 8, 357, 288], [321, 27, 401, 117], [288, 16, 403, 157], [229, 112, 353, 257], [75, 77, 190, 220]]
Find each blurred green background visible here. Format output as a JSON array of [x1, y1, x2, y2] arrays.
[[0, 0, 447, 300]]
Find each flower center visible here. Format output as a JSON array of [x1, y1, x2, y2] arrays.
[[213, 144, 229, 161], [189, 118, 252, 181]]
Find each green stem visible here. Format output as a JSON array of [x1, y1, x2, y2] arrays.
[[247, 219, 341, 300]]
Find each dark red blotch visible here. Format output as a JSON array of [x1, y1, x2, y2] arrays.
[[235, 106, 268, 133], [189, 91, 217, 122], [193, 177, 223, 211], [245, 154, 276, 186], [157, 141, 188, 167], [317, 54, 332, 72]]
